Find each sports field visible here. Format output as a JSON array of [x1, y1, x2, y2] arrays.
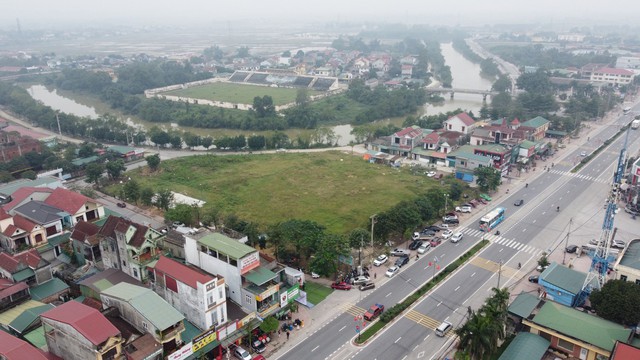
[[162, 82, 320, 106]]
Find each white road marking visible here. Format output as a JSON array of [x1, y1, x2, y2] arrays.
[[386, 292, 392, 298], [532, 219, 536, 223], [424, 335, 430, 341], [498, 248, 503, 252], [437, 301, 442, 307], [395, 337, 402, 344], [339, 325, 346, 332], [454, 286, 460, 292], [312, 346, 319, 352], [471, 272, 476, 277], [414, 345, 420, 351]]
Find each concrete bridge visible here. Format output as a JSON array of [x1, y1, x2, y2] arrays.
[[424, 87, 498, 100]]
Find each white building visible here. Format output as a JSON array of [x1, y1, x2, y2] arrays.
[[590, 67, 635, 86], [443, 112, 477, 135], [615, 56, 640, 71], [150, 256, 227, 331]]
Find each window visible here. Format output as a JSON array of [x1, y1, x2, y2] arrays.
[[245, 294, 252, 304], [556, 338, 575, 352], [142, 322, 148, 330], [635, 279, 640, 286], [219, 287, 224, 299], [461, 126, 465, 132], [133, 268, 138, 278], [229, 258, 237, 267], [211, 311, 218, 326], [207, 292, 215, 307], [620, 275, 628, 281]]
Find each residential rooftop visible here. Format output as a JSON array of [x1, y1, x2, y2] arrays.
[[195, 232, 256, 260], [617, 239, 640, 271]]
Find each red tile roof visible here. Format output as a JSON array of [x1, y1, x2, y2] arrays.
[[0, 207, 12, 221], [0, 253, 21, 273], [14, 249, 43, 269], [41, 301, 120, 346], [153, 256, 214, 290], [594, 67, 634, 76], [394, 127, 423, 138], [71, 221, 100, 245], [2, 224, 20, 237], [0, 281, 28, 300], [3, 187, 54, 211], [0, 331, 50, 360], [421, 132, 440, 144], [511, 118, 520, 125], [448, 112, 475, 126], [98, 216, 150, 248], [44, 187, 93, 215], [12, 214, 38, 232], [0, 278, 14, 290]]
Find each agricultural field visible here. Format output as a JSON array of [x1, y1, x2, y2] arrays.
[[114, 151, 439, 234], [162, 82, 321, 106]]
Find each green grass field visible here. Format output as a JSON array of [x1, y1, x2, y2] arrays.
[[304, 282, 333, 305], [162, 82, 320, 106], [113, 151, 438, 234]]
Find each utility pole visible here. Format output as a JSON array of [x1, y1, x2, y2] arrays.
[[370, 214, 377, 248], [563, 218, 573, 265], [497, 259, 503, 289]]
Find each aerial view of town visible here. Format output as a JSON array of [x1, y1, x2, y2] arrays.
[[0, 1, 639, 359]]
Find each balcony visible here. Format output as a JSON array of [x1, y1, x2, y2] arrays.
[[158, 321, 185, 343]]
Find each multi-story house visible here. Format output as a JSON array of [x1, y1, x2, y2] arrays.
[[473, 143, 512, 176], [150, 256, 228, 331], [99, 215, 165, 282], [519, 116, 551, 141], [0, 279, 29, 311], [100, 282, 185, 354], [0, 249, 52, 286], [70, 221, 101, 266], [613, 238, 640, 284], [41, 301, 124, 360], [443, 112, 477, 135]]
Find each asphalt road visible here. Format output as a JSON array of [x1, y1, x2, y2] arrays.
[[276, 105, 640, 360]]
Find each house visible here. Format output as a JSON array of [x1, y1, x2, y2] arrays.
[[28, 278, 69, 303], [98, 215, 165, 282], [0, 279, 30, 311], [0, 207, 47, 253], [0, 249, 52, 286], [372, 59, 389, 72], [443, 112, 476, 135], [519, 116, 551, 141], [580, 63, 609, 79], [470, 118, 519, 146], [6, 302, 54, 337], [610, 341, 640, 360], [612, 238, 640, 284], [315, 67, 333, 77], [400, 55, 417, 65], [538, 262, 590, 307], [590, 68, 635, 86], [387, 126, 425, 157], [0, 331, 53, 360], [150, 256, 227, 331], [100, 282, 185, 352], [522, 301, 633, 359], [401, 65, 413, 79], [70, 221, 101, 266], [102, 145, 145, 162], [497, 332, 550, 360], [454, 151, 494, 182], [41, 301, 124, 360], [13, 201, 65, 240], [472, 143, 512, 176], [77, 268, 142, 301]]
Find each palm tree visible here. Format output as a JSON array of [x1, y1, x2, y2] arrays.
[[456, 312, 502, 359]]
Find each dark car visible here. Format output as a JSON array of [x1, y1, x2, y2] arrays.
[[427, 226, 441, 232], [420, 229, 436, 236], [395, 255, 409, 267], [409, 240, 423, 250], [565, 245, 578, 253], [359, 282, 375, 291], [331, 282, 352, 290], [514, 199, 524, 206], [251, 340, 266, 354], [117, 202, 126, 208], [444, 218, 459, 225], [528, 275, 539, 283]]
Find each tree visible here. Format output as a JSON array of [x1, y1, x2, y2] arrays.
[[474, 166, 501, 192], [140, 187, 154, 206], [106, 160, 126, 180], [247, 135, 266, 151], [281, 50, 291, 57], [252, 96, 275, 118], [491, 75, 512, 93], [310, 234, 349, 277], [155, 189, 174, 211], [590, 280, 640, 326], [348, 228, 370, 249], [78, 143, 96, 158], [85, 163, 104, 186], [165, 204, 195, 226], [259, 316, 280, 334], [295, 88, 309, 106], [123, 180, 141, 203], [150, 129, 171, 147], [146, 154, 161, 171], [237, 46, 250, 58], [20, 170, 37, 180], [200, 137, 213, 149]]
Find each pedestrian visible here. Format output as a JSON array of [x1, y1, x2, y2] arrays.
[[278, 329, 281, 338], [374, 272, 377, 280], [286, 331, 290, 340]]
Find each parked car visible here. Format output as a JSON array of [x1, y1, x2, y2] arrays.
[[468, 200, 479, 207], [311, 272, 320, 279], [441, 229, 454, 239], [565, 245, 578, 253], [373, 254, 388, 266], [589, 239, 602, 246], [580, 151, 587, 157], [443, 214, 457, 222], [450, 232, 464, 243], [390, 248, 409, 257], [459, 205, 472, 213], [417, 243, 430, 254], [409, 240, 423, 250], [412, 232, 421, 240], [514, 199, 524, 206], [436, 223, 449, 230], [420, 229, 436, 237], [426, 171, 437, 177], [232, 345, 252, 360], [253, 356, 266, 360], [116, 202, 126, 208], [612, 239, 626, 249], [395, 255, 410, 267], [477, 198, 488, 205], [528, 275, 539, 283], [251, 340, 266, 354], [479, 193, 492, 201], [385, 266, 399, 277], [444, 218, 459, 225], [359, 282, 376, 291], [331, 282, 352, 290], [363, 304, 385, 321], [426, 225, 441, 232], [430, 237, 442, 247], [352, 276, 370, 285]]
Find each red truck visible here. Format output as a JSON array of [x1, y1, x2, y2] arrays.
[[363, 303, 385, 321]]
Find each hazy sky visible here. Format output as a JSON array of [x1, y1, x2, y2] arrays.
[[3, 0, 639, 28]]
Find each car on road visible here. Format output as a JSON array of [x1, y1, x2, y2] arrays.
[[363, 304, 385, 321], [580, 151, 587, 157], [251, 340, 266, 354], [373, 254, 388, 266], [450, 232, 463, 243], [426, 171, 437, 177], [528, 275, 539, 283], [331, 282, 352, 290], [352, 276, 370, 285], [409, 240, 423, 250], [589, 239, 602, 246], [612, 239, 626, 249], [385, 266, 399, 277], [430, 237, 442, 247], [359, 282, 375, 291], [514, 199, 524, 206], [441, 229, 454, 239], [565, 244, 578, 253], [417, 243, 430, 254], [395, 255, 410, 267], [116, 202, 126, 208], [390, 248, 409, 257]]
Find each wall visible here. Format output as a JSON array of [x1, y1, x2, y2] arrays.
[[43, 320, 97, 360]]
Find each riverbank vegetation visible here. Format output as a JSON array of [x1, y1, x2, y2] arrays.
[[452, 38, 501, 78], [483, 43, 615, 70]]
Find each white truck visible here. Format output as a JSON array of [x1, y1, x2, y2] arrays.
[[632, 119, 640, 130]]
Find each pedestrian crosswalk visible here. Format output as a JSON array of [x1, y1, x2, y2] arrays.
[[548, 169, 608, 184], [404, 310, 453, 337], [457, 227, 542, 257], [341, 303, 366, 317]]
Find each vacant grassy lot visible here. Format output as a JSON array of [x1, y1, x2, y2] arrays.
[[304, 282, 333, 305], [162, 82, 320, 106], [114, 151, 438, 234]]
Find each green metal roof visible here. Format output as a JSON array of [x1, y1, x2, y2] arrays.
[[198, 233, 256, 260], [0, 178, 60, 196], [472, 143, 510, 153], [519, 140, 536, 149], [532, 301, 631, 351], [8, 304, 55, 333], [23, 326, 47, 349], [245, 267, 277, 286], [498, 332, 550, 360], [508, 292, 541, 319], [540, 262, 586, 295], [29, 278, 69, 301], [455, 151, 494, 163], [0, 300, 46, 326], [101, 282, 184, 331], [522, 116, 550, 128], [107, 145, 137, 155], [12, 268, 34, 282], [618, 239, 640, 270], [71, 155, 99, 166]]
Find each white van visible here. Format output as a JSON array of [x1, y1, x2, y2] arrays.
[[435, 321, 452, 337]]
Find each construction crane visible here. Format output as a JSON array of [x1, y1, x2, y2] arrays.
[[575, 124, 631, 307]]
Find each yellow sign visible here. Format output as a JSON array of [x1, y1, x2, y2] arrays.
[[192, 329, 217, 353]]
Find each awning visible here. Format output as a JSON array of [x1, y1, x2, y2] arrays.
[[13, 268, 35, 282], [245, 267, 277, 286]]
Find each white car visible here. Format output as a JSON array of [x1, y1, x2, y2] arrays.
[[417, 243, 430, 254], [373, 254, 388, 266], [612, 239, 626, 249], [352, 276, 371, 285], [580, 151, 587, 157], [450, 232, 464, 243], [412, 232, 421, 240], [460, 205, 472, 213], [385, 266, 399, 278], [441, 229, 454, 239], [311, 272, 320, 279], [426, 171, 436, 177]]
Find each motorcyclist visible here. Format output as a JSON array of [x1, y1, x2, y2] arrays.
[[557, 206, 560, 212], [526, 183, 528, 188], [415, 254, 419, 261], [518, 262, 521, 269]]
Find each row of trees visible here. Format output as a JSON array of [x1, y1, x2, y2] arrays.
[[347, 79, 428, 124], [451, 38, 500, 78]]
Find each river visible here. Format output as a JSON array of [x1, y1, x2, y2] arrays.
[[26, 42, 494, 145]]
